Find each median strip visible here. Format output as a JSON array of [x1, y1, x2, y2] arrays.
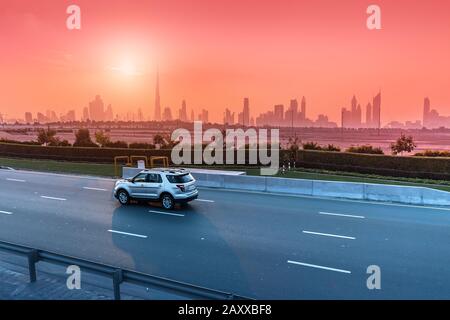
[[302, 230, 356, 240], [287, 260, 351, 274], [40, 196, 67, 201], [318, 211, 365, 219], [107, 230, 148, 238], [148, 210, 185, 217]]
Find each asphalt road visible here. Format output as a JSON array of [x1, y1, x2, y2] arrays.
[[0, 169, 449, 299]]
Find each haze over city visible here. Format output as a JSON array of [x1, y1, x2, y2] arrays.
[[1, 0, 450, 125]]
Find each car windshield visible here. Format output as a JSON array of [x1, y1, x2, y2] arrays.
[[166, 173, 194, 184]]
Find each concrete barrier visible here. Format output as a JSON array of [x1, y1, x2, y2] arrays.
[[222, 175, 267, 192], [364, 184, 423, 205], [421, 188, 450, 206], [313, 181, 364, 200], [192, 173, 225, 188], [122, 167, 450, 206], [265, 177, 313, 196]]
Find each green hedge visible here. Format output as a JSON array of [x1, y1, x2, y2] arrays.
[[1, 142, 450, 179], [0, 142, 172, 163], [295, 150, 450, 180]]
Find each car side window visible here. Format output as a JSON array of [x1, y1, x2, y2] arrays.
[[133, 173, 147, 183], [147, 174, 162, 183]]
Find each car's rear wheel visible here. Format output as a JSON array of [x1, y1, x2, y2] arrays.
[[118, 190, 130, 205], [161, 193, 175, 210]]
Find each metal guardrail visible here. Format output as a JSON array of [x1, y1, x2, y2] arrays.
[[0, 240, 251, 300]]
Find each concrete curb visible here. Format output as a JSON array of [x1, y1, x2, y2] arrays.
[[192, 173, 450, 206]]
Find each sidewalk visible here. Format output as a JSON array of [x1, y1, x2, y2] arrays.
[[0, 253, 185, 300]]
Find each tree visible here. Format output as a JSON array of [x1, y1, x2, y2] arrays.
[[391, 134, 416, 155], [37, 128, 57, 146], [95, 130, 111, 147], [153, 134, 167, 148], [73, 129, 98, 147]]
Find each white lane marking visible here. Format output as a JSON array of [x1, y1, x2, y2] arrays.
[[0, 210, 13, 215], [195, 199, 215, 203], [148, 210, 185, 217], [302, 230, 356, 240], [6, 178, 26, 182], [318, 211, 365, 219], [40, 196, 67, 201], [83, 187, 108, 192], [287, 260, 351, 274], [108, 230, 148, 238]]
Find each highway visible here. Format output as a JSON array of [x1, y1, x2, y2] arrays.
[[0, 169, 450, 299]]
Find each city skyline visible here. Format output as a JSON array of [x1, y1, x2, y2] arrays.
[[2, 1, 450, 124]]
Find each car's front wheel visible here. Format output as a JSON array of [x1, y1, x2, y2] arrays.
[[117, 190, 130, 205], [161, 193, 175, 210]]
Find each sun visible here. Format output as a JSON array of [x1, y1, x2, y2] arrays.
[[110, 59, 140, 77], [118, 61, 138, 76]]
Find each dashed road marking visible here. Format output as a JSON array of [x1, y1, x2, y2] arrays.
[[302, 230, 356, 240], [107, 230, 148, 238], [287, 260, 351, 274], [319, 211, 365, 219], [148, 210, 185, 217], [40, 196, 67, 201]]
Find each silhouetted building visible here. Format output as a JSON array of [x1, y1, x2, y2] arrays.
[[224, 108, 235, 125], [89, 95, 105, 121], [179, 100, 188, 122], [372, 92, 381, 129], [365, 103, 372, 127], [82, 107, 90, 121], [105, 104, 114, 121], [423, 97, 450, 128], [24, 112, 32, 124], [154, 69, 161, 121], [162, 107, 173, 121], [243, 98, 250, 126]]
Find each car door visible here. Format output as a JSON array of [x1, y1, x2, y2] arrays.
[[144, 173, 162, 199], [129, 173, 148, 197]]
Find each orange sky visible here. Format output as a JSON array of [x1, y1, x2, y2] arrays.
[[1, 0, 450, 123]]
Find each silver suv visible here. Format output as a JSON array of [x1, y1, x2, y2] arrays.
[[114, 168, 198, 209]]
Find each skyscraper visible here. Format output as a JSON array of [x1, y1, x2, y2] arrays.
[[89, 95, 105, 121], [300, 96, 306, 121], [372, 92, 381, 129], [162, 107, 172, 121], [243, 98, 250, 126], [274, 104, 284, 124], [24, 112, 33, 124], [82, 107, 90, 121], [423, 97, 431, 128], [105, 104, 114, 121], [154, 69, 161, 121], [179, 100, 188, 122], [366, 103, 372, 127]]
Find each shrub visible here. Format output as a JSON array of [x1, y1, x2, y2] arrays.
[[0, 138, 41, 146], [324, 144, 341, 152], [104, 141, 129, 149], [73, 129, 98, 147], [129, 142, 155, 149], [302, 142, 340, 152], [414, 150, 450, 157], [346, 145, 384, 155], [302, 142, 322, 151]]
